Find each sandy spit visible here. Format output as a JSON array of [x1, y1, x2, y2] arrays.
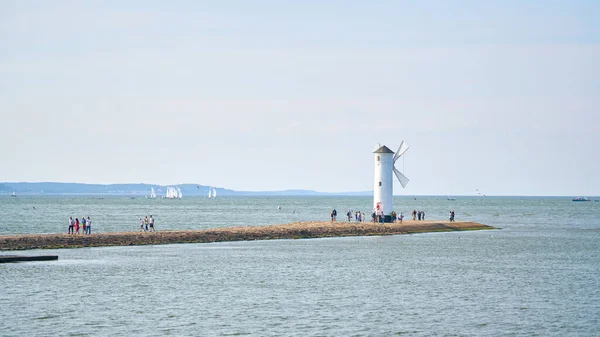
[[0, 220, 495, 251]]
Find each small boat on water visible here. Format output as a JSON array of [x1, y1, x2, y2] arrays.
[[163, 186, 182, 199], [10, 191, 17, 197], [572, 197, 590, 202], [447, 196, 456, 201], [207, 187, 216, 199]]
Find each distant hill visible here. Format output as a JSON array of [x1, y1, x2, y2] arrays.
[[0, 182, 370, 196], [0, 182, 234, 196]]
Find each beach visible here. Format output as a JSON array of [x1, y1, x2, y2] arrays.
[[0, 220, 493, 251]]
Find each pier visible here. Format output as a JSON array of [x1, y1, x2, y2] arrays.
[[0, 255, 58, 263], [0, 220, 495, 251]]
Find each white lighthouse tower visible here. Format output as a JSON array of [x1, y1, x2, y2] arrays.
[[373, 141, 410, 221]]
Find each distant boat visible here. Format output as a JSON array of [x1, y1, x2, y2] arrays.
[[148, 187, 157, 199], [208, 187, 216, 199], [572, 197, 590, 202], [447, 196, 456, 201], [130, 197, 135, 200], [164, 187, 179, 199], [10, 191, 16, 197], [177, 187, 183, 199]]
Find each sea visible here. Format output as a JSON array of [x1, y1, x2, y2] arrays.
[[1, 195, 599, 336]]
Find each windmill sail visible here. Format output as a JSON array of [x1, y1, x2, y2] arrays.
[[393, 141, 409, 162], [393, 167, 410, 188]]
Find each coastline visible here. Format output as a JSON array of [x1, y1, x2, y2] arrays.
[[0, 220, 495, 251]]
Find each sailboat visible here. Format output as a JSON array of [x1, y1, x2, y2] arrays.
[[164, 187, 180, 199], [177, 187, 183, 199], [148, 187, 157, 199], [10, 191, 16, 197], [207, 187, 217, 198]]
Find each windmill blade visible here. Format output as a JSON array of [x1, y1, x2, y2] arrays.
[[393, 141, 410, 162], [393, 167, 410, 188]]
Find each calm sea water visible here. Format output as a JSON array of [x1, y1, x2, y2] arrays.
[[1, 196, 599, 336]]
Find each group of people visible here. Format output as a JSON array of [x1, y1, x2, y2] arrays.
[[68, 216, 92, 234], [330, 209, 369, 223], [330, 208, 458, 223], [411, 209, 426, 220], [329, 208, 405, 223], [139, 215, 156, 232]]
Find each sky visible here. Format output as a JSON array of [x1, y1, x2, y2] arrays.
[[1, 0, 599, 195]]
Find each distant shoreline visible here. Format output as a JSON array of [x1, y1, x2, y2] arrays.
[[0, 220, 495, 251]]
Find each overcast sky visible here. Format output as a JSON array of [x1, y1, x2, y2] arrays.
[[1, 1, 598, 195]]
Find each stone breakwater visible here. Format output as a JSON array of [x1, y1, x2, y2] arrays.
[[0, 220, 495, 251]]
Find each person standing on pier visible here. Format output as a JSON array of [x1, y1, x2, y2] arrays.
[[330, 208, 337, 222], [412, 209, 417, 220], [140, 218, 145, 232], [149, 215, 155, 232], [144, 216, 149, 231], [86, 216, 92, 234], [81, 216, 87, 234], [68, 217, 74, 234], [75, 218, 80, 234]]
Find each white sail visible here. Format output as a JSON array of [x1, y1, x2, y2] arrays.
[[177, 187, 182, 199], [165, 187, 179, 199], [212, 188, 217, 198], [208, 187, 212, 198], [150, 187, 156, 199]]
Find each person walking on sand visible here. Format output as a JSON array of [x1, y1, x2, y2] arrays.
[[149, 215, 155, 232], [330, 208, 337, 222], [75, 218, 80, 234], [68, 216, 74, 234], [144, 216, 149, 231], [422, 211, 425, 221], [140, 218, 145, 232], [399, 212, 404, 224], [86, 216, 92, 234], [412, 209, 417, 221]]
